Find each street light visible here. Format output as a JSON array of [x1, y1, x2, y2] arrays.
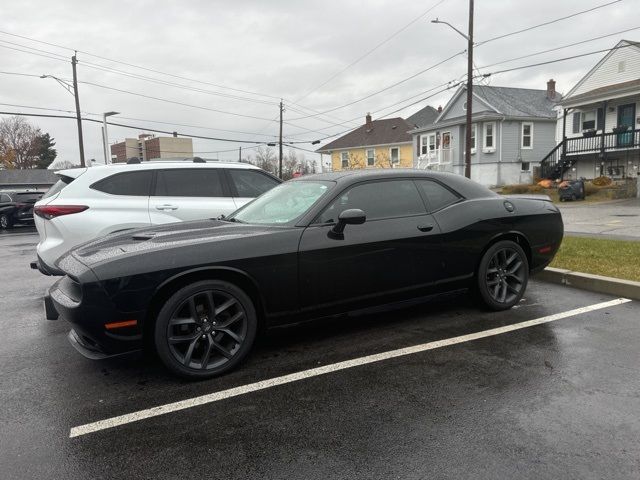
[[102, 111, 120, 164], [431, 1, 474, 179]]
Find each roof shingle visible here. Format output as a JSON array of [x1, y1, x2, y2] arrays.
[[317, 117, 412, 152]]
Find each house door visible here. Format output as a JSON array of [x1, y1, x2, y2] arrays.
[[441, 131, 451, 163], [617, 104, 636, 147]]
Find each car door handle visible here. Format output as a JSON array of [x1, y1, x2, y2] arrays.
[[417, 224, 434, 232], [155, 204, 178, 211]]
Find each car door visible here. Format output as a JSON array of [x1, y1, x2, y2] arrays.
[[226, 168, 281, 209], [87, 170, 153, 233], [149, 168, 237, 224], [298, 178, 443, 316]]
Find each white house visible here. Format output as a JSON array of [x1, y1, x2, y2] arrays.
[[540, 40, 640, 180]]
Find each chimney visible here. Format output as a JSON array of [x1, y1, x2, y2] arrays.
[[365, 112, 372, 127], [547, 79, 556, 100], [437, 105, 443, 113]]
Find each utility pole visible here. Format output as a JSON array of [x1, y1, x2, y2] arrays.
[[278, 100, 284, 179], [71, 53, 86, 167], [239, 146, 242, 162], [464, 0, 474, 179]]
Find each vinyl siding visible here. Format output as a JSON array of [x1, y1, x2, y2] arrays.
[[569, 43, 640, 98], [330, 144, 413, 171], [440, 93, 495, 122]]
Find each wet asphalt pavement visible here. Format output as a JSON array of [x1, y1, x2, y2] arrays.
[[1, 230, 639, 479]]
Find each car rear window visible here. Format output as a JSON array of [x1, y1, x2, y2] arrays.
[[15, 193, 43, 203], [155, 169, 225, 197], [227, 169, 280, 197], [415, 179, 461, 212], [91, 171, 153, 196], [42, 175, 75, 199]]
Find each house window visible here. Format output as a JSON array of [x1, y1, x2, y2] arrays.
[[470, 124, 477, 153], [521, 162, 531, 172], [366, 148, 375, 167], [428, 134, 437, 151], [582, 111, 596, 130], [521, 123, 533, 149], [483, 122, 496, 150], [572, 112, 581, 134], [420, 136, 429, 155], [390, 147, 400, 164], [341, 152, 349, 168]]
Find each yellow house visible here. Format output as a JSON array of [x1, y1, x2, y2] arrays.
[[316, 114, 414, 171]]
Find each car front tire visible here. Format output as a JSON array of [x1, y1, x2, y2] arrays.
[[154, 280, 258, 379], [476, 240, 529, 311]]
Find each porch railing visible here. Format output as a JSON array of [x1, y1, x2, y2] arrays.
[[540, 128, 640, 179]]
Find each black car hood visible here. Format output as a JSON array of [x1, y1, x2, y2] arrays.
[[69, 219, 290, 268]]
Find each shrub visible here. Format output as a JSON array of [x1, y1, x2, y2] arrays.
[[501, 184, 543, 194], [584, 182, 600, 196], [592, 176, 612, 186]]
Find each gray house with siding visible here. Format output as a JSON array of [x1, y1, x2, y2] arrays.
[[410, 82, 559, 187]]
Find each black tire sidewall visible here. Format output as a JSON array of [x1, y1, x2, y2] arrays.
[[0, 214, 10, 229], [477, 240, 529, 311], [154, 280, 258, 379]]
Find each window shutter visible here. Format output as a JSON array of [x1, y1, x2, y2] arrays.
[[572, 112, 581, 133], [596, 108, 604, 131], [416, 136, 421, 156]]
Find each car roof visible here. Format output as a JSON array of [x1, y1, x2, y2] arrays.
[[293, 169, 497, 199], [55, 160, 262, 177]]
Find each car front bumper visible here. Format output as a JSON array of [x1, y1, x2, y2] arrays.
[[47, 274, 145, 359]]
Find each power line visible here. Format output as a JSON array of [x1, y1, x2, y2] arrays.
[[478, 25, 640, 69], [287, 49, 466, 120], [0, 29, 283, 102], [483, 42, 637, 77], [0, 111, 268, 144], [294, 0, 447, 103], [476, 0, 623, 46]]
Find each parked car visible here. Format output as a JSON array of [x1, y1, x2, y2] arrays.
[[0, 190, 44, 229], [45, 169, 564, 379], [33, 160, 281, 275]]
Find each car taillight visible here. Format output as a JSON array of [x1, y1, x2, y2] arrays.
[[34, 205, 88, 220]]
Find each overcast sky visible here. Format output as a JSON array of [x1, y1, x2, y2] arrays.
[[0, 0, 633, 168]]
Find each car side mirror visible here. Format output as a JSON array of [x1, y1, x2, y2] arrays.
[[329, 208, 366, 238]]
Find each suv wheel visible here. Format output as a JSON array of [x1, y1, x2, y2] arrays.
[[477, 240, 529, 311], [154, 280, 257, 379], [0, 214, 12, 229]]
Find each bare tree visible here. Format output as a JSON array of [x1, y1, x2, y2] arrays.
[[252, 146, 277, 176], [0, 116, 40, 169], [375, 151, 392, 169], [346, 152, 364, 170]]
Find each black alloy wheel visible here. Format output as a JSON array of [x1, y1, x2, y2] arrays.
[[155, 280, 257, 379], [0, 214, 11, 229], [477, 240, 529, 311]]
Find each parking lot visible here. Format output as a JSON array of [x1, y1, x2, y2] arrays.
[[1, 229, 639, 480]]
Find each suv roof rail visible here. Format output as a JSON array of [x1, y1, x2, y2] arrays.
[[192, 157, 206, 163], [127, 158, 141, 164]]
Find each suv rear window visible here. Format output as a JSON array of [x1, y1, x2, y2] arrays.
[[228, 169, 280, 197], [91, 171, 153, 196], [42, 175, 75, 199], [155, 169, 225, 197]]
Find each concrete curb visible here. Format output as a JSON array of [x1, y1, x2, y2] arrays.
[[538, 267, 640, 301]]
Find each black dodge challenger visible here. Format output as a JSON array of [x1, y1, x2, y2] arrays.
[[46, 170, 563, 379]]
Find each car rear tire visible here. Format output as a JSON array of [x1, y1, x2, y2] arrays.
[[476, 240, 529, 311], [0, 214, 12, 229], [154, 280, 258, 379]]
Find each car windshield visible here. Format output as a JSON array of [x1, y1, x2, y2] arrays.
[[228, 180, 334, 225]]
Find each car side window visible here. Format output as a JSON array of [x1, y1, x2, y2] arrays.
[[228, 169, 280, 197], [155, 169, 225, 197], [91, 171, 153, 196], [315, 179, 426, 223], [415, 179, 461, 212]]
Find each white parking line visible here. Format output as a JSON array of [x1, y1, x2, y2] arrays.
[[69, 297, 631, 438]]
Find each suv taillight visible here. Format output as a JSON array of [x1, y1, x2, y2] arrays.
[[34, 205, 88, 220]]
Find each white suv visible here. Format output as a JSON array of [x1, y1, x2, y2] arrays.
[[33, 160, 281, 275]]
